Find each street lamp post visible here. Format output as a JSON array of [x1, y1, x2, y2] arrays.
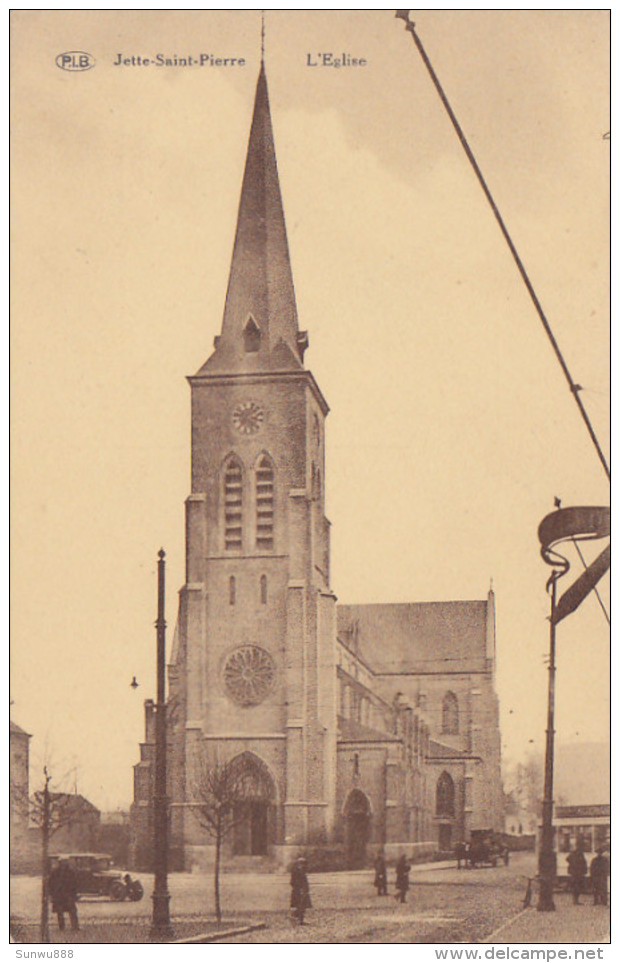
[[537, 572, 559, 911], [150, 548, 173, 938], [535, 503, 610, 911]]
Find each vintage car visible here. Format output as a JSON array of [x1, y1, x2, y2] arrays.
[[48, 853, 144, 902], [467, 830, 499, 868]]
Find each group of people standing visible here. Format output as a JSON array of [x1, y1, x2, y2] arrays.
[[289, 850, 413, 926], [566, 845, 609, 906], [373, 851, 411, 903]]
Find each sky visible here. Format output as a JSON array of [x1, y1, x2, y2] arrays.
[[11, 9, 610, 810]]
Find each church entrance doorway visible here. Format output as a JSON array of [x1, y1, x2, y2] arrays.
[[230, 752, 276, 857], [344, 789, 371, 868], [233, 799, 270, 855]]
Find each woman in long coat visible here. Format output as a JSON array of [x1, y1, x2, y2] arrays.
[[290, 857, 312, 925], [374, 850, 388, 895], [395, 854, 411, 904]]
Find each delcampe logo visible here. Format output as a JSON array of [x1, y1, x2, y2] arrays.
[[55, 52, 96, 72]]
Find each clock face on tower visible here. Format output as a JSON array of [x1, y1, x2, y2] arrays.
[[232, 401, 264, 435]]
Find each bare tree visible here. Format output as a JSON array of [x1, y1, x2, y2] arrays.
[[189, 756, 252, 923], [11, 767, 87, 942]]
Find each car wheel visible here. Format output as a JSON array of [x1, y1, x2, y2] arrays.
[[129, 881, 144, 902], [109, 881, 126, 901]]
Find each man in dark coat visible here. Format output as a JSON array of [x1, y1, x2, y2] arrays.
[[290, 857, 311, 925], [374, 850, 388, 895], [589, 849, 609, 906], [455, 842, 467, 870], [48, 859, 79, 931], [394, 853, 411, 904], [566, 842, 588, 905]]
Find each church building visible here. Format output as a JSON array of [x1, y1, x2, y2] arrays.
[[130, 62, 503, 870]]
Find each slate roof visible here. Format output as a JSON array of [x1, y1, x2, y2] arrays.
[[338, 716, 400, 744], [198, 63, 304, 376], [337, 600, 489, 675], [10, 720, 31, 738], [427, 739, 471, 760]]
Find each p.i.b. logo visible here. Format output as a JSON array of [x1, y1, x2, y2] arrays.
[[56, 51, 96, 72]]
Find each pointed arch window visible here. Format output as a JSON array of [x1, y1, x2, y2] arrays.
[[229, 576, 236, 605], [243, 316, 261, 352], [436, 771, 455, 817], [260, 575, 268, 605], [255, 455, 274, 550], [224, 457, 243, 551], [311, 463, 322, 502], [442, 691, 459, 735]]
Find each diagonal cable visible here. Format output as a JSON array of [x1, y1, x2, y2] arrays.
[[395, 11, 609, 482]]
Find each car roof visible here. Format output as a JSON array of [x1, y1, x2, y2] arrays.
[[49, 853, 112, 859]]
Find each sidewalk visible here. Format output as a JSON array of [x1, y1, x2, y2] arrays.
[[484, 897, 610, 944]]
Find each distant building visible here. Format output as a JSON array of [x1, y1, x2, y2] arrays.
[[130, 61, 504, 870], [10, 720, 102, 873], [10, 720, 31, 829], [49, 794, 101, 852], [553, 742, 610, 856], [98, 811, 131, 867], [10, 721, 32, 871]]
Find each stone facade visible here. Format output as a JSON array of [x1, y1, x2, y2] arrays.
[[130, 63, 503, 870], [10, 720, 31, 872]]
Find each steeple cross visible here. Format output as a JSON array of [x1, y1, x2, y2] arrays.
[[261, 11, 265, 63]]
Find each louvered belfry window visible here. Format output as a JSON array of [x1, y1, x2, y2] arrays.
[[255, 456, 274, 550], [224, 458, 243, 550]]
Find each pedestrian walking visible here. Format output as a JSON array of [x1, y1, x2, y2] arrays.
[[48, 859, 79, 931], [566, 842, 588, 905], [589, 849, 609, 906], [394, 853, 410, 904], [290, 857, 311, 926], [374, 850, 388, 895], [455, 841, 466, 870]]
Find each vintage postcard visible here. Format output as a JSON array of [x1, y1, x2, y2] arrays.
[[10, 8, 610, 949]]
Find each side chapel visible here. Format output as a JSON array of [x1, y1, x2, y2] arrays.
[[130, 61, 503, 870]]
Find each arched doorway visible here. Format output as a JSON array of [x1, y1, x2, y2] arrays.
[[436, 772, 455, 852], [344, 789, 371, 868], [436, 772, 455, 817], [230, 753, 277, 856]]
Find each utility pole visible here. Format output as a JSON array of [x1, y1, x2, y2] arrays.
[[149, 548, 173, 938], [537, 572, 558, 911]]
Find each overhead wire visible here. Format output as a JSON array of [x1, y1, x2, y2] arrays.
[[395, 11, 610, 482]]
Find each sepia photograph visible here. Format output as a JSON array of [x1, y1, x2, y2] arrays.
[[10, 8, 610, 948]]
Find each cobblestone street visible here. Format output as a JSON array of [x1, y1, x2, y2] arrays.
[[11, 853, 609, 944]]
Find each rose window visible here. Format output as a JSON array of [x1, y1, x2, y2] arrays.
[[223, 645, 276, 706]]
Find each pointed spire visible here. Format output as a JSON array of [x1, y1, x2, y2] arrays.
[[200, 62, 307, 374]]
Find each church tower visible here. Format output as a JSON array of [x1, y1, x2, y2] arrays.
[[162, 63, 338, 867]]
